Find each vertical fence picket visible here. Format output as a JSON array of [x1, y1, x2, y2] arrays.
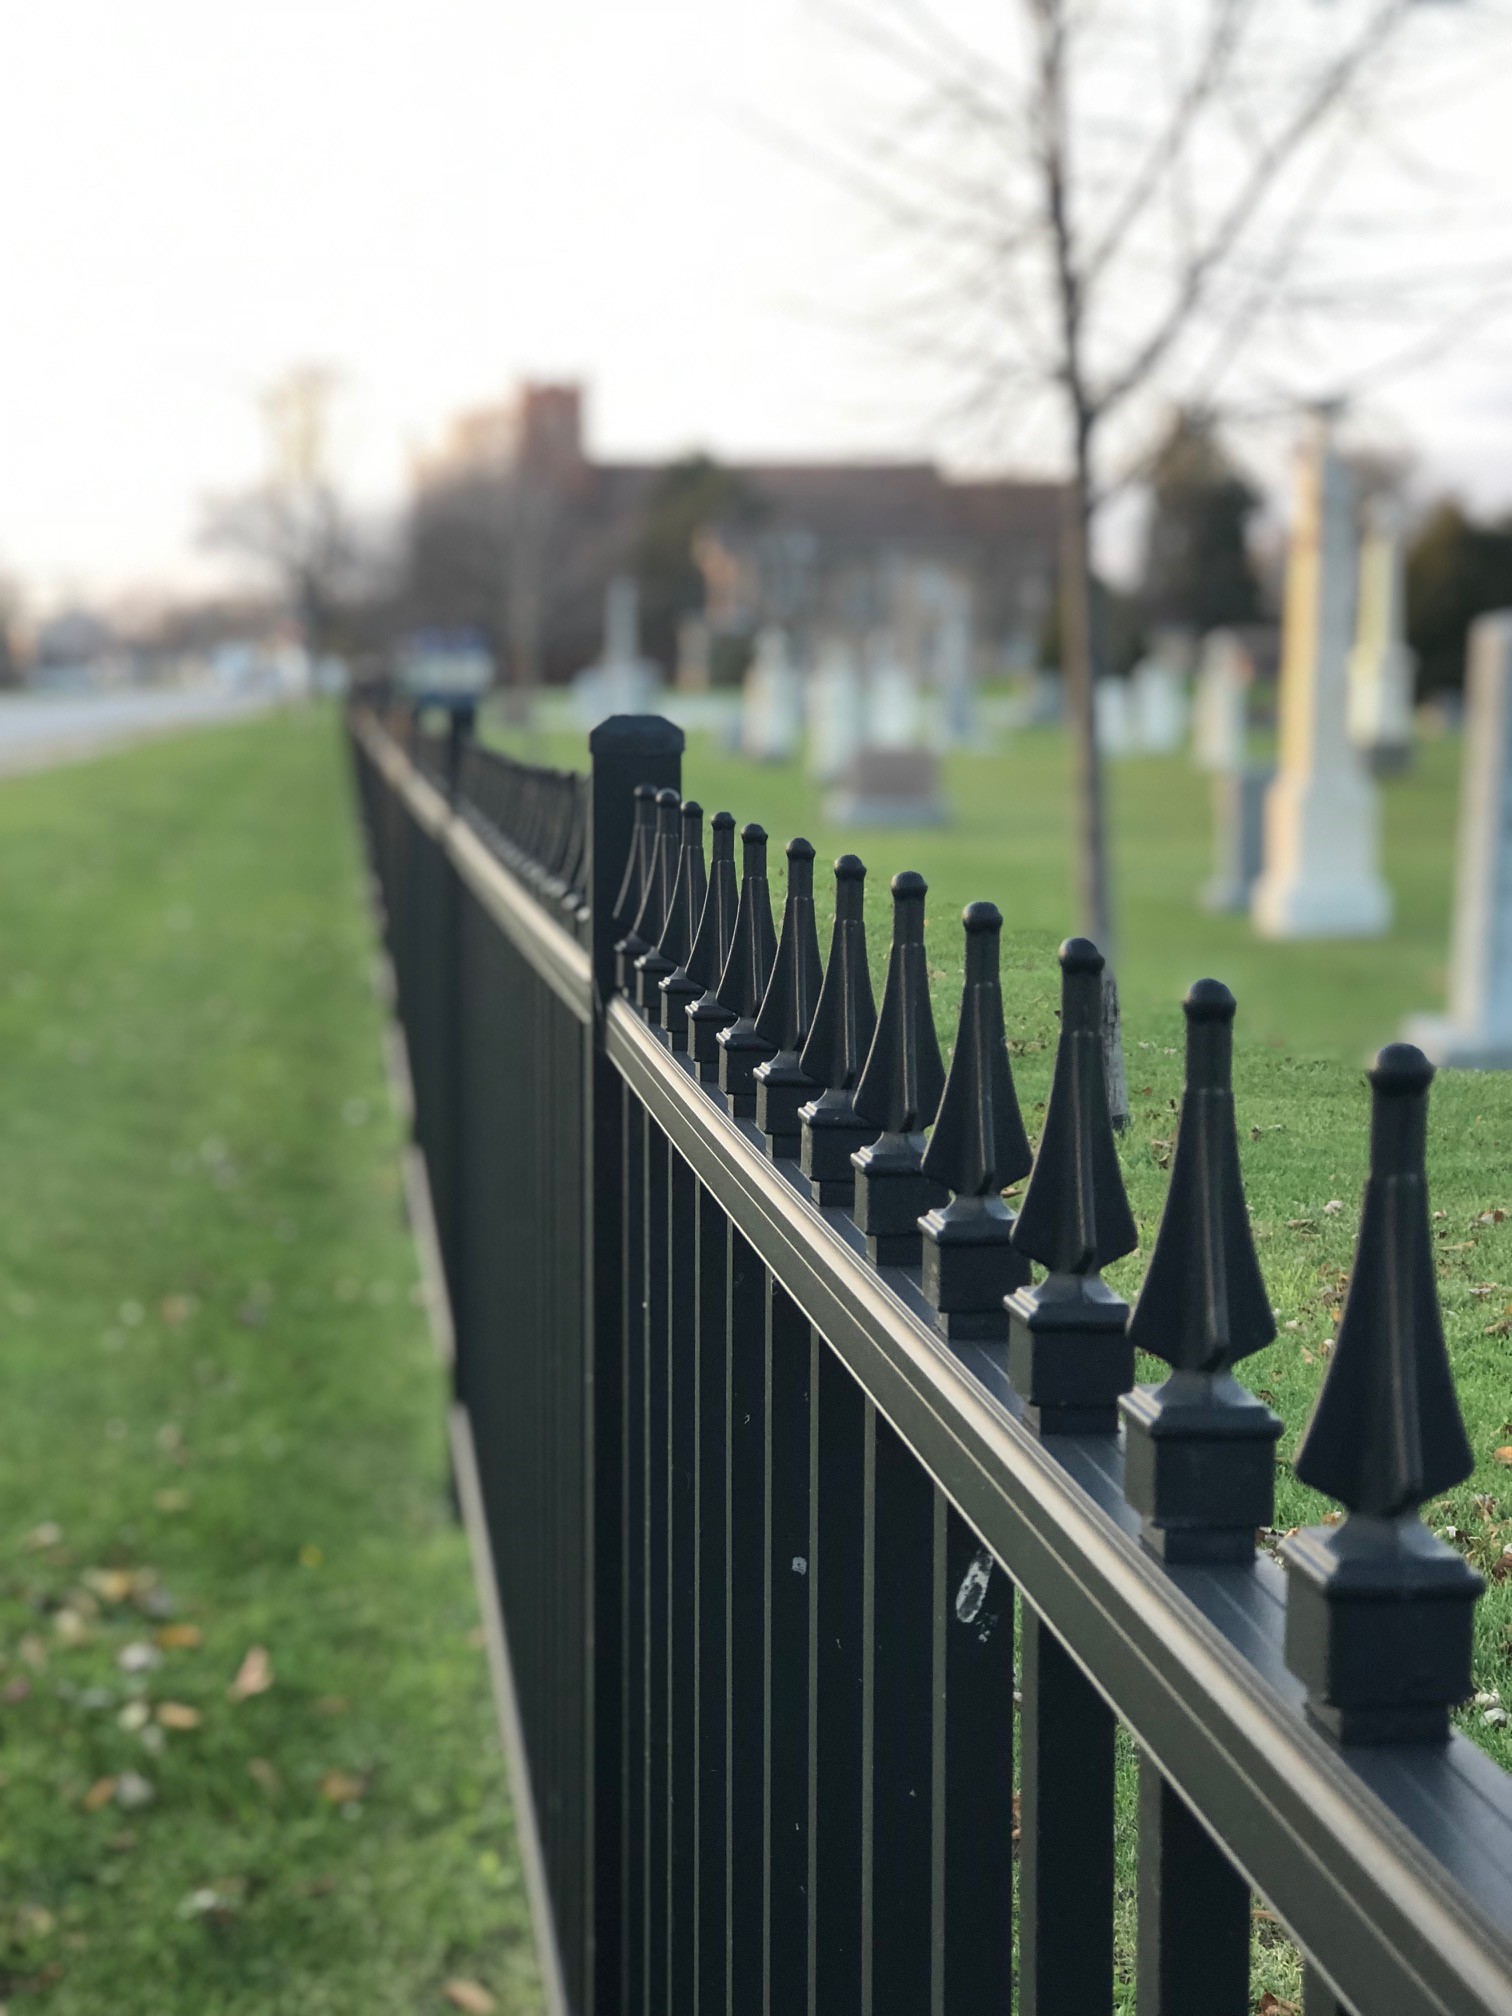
[[621, 1088, 647, 2016], [694, 1183, 730, 2015], [727, 1229, 767, 2016], [1136, 1760, 1251, 2016], [810, 1344, 867, 2016], [1019, 1612, 1115, 2016], [644, 1118, 671, 2015], [668, 1145, 698, 2013], [765, 1276, 812, 2013], [939, 1507, 1015, 2016], [868, 1414, 936, 2016]]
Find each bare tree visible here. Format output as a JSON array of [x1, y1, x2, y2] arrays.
[[202, 364, 356, 662], [771, 0, 1512, 1117]]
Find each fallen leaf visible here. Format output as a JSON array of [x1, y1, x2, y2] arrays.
[[227, 1645, 274, 1702], [82, 1777, 118, 1813], [319, 1770, 368, 1804], [1495, 1448, 1512, 1468], [1322, 1199, 1343, 1215], [444, 1983, 497, 2015], [1258, 1996, 1300, 2015], [115, 1771, 155, 1809], [23, 1522, 63, 1551], [118, 1642, 162, 1675], [157, 1702, 201, 1731], [85, 1568, 138, 1605], [155, 1623, 202, 1650]]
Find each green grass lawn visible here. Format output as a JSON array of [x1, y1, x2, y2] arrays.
[[0, 710, 540, 2015]]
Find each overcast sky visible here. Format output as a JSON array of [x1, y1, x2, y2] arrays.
[[2, 0, 1510, 609]]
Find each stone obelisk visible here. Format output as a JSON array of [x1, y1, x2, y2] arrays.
[[1252, 407, 1391, 939]]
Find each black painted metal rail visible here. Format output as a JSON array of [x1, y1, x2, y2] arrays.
[[349, 701, 1512, 2016]]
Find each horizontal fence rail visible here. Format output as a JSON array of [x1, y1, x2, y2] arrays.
[[348, 700, 1512, 2016]]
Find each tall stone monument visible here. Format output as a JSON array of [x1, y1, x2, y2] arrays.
[[1347, 493, 1417, 774], [572, 576, 660, 726], [1404, 612, 1512, 1067], [868, 637, 924, 750], [1094, 677, 1134, 756], [931, 581, 978, 747], [1251, 410, 1391, 939], [1192, 629, 1250, 773], [1130, 653, 1189, 754]]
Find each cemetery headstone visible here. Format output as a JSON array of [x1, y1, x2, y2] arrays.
[[1251, 409, 1391, 939], [931, 582, 978, 748], [674, 614, 711, 692], [868, 639, 924, 751], [1192, 629, 1250, 773], [1347, 493, 1417, 775], [1202, 766, 1273, 914], [1130, 652, 1189, 754], [1404, 611, 1512, 1067], [827, 746, 946, 828], [573, 576, 660, 726], [1094, 677, 1134, 756], [741, 625, 803, 762], [806, 635, 866, 783]]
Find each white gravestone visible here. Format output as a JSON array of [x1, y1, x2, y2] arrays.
[[868, 641, 924, 750], [932, 585, 978, 748], [827, 747, 945, 828], [1094, 678, 1134, 756], [1251, 412, 1391, 939], [742, 625, 804, 762], [1404, 612, 1512, 1067], [1203, 767, 1273, 914], [1192, 630, 1250, 772], [807, 636, 866, 782], [1347, 493, 1417, 775], [573, 576, 660, 726], [1130, 654, 1188, 754]]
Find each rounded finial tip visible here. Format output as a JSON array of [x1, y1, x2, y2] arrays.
[[741, 820, 768, 844], [711, 809, 735, 830], [892, 869, 927, 899], [680, 799, 703, 820], [1059, 936, 1104, 975], [1184, 976, 1236, 1022], [633, 782, 655, 800], [787, 835, 816, 862], [1371, 1041, 1434, 1096], [834, 853, 866, 881], [963, 900, 1001, 933], [655, 785, 680, 807]]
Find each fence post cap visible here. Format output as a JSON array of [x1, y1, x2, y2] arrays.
[[1184, 975, 1236, 1022], [588, 714, 686, 755], [1059, 935, 1104, 975], [963, 899, 1001, 934]]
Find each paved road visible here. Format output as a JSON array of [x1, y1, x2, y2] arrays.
[[0, 688, 275, 776]]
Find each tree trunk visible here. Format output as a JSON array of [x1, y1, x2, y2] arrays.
[[1060, 426, 1130, 1129]]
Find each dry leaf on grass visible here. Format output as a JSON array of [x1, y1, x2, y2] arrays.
[[319, 1770, 368, 1804], [1495, 1447, 1512, 1468], [82, 1777, 117, 1812], [155, 1622, 202, 1650], [157, 1702, 201, 1731], [227, 1646, 273, 1702], [444, 1982, 496, 2014]]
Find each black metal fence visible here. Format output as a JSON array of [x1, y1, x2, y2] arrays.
[[349, 700, 1512, 2016]]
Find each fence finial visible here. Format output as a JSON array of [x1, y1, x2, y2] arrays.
[[798, 856, 879, 1203], [1007, 937, 1137, 1432], [678, 811, 739, 1072], [851, 871, 948, 1265], [630, 788, 680, 1013], [751, 839, 825, 1157], [655, 802, 710, 1050], [918, 902, 1033, 1341], [612, 782, 657, 992], [716, 823, 779, 1116], [1282, 1043, 1482, 1743], [1120, 979, 1282, 1560]]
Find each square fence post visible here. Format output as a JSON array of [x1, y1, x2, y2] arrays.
[[584, 715, 683, 2014]]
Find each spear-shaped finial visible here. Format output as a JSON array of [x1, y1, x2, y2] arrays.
[[918, 903, 1034, 1342], [752, 838, 824, 1158], [654, 802, 709, 1049], [1281, 1044, 1482, 1743], [1007, 938, 1137, 1433], [668, 811, 736, 1058], [629, 787, 680, 1012], [612, 783, 657, 993], [798, 856, 878, 1203], [715, 823, 779, 1115], [850, 871, 948, 1266], [1119, 980, 1282, 1559], [686, 814, 745, 1083]]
